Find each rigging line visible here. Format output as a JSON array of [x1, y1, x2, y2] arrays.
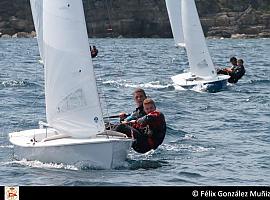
[[33, 54, 39, 141]]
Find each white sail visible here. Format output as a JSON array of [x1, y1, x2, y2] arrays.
[[43, 0, 105, 138], [182, 0, 217, 78], [30, 0, 44, 60], [165, 0, 185, 47]]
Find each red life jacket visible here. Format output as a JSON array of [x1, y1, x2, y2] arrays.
[[135, 110, 166, 149]]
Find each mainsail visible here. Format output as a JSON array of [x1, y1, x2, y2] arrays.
[[182, 0, 217, 78], [43, 0, 105, 138]]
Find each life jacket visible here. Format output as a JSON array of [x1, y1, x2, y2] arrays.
[[229, 65, 245, 83], [147, 137, 155, 149], [135, 110, 166, 149], [234, 65, 245, 79]]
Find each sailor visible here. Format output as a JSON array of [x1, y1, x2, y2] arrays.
[[217, 57, 245, 83], [127, 98, 166, 153], [228, 59, 245, 83], [90, 45, 98, 58], [217, 57, 237, 75], [107, 88, 147, 136], [120, 88, 147, 122]]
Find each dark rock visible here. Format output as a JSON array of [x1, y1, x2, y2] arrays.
[[207, 29, 232, 38]]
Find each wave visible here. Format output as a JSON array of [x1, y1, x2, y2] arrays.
[[4, 159, 78, 171], [0, 80, 37, 88], [162, 143, 215, 153], [166, 126, 188, 137], [0, 145, 13, 148], [249, 79, 270, 84], [178, 171, 203, 178], [103, 80, 174, 90]]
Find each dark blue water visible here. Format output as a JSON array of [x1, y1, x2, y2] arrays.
[[0, 38, 269, 186]]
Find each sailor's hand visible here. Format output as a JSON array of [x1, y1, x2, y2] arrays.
[[129, 120, 136, 124], [224, 68, 232, 72], [121, 120, 128, 124], [119, 112, 127, 119], [121, 120, 135, 126]]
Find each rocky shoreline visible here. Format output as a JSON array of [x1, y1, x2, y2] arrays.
[[0, 0, 270, 39]]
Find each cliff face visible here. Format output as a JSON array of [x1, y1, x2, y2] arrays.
[[0, 0, 270, 38]]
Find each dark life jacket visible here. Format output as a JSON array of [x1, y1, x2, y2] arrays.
[[91, 50, 98, 58], [134, 110, 166, 150], [228, 65, 245, 83]]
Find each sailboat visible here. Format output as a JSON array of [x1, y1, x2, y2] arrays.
[[9, 0, 132, 169], [165, 0, 230, 92]]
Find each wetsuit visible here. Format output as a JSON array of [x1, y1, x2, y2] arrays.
[[131, 110, 166, 153], [90, 46, 98, 58], [109, 106, 146, 137], [91, 49, 98, 58], [228, 65, 245, 83], [125, 105, 146, 122]]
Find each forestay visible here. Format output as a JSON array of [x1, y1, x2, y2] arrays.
[[43, 0, 105, 138]]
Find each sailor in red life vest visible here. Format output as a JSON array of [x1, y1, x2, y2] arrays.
[[126, 98, 166, 153]]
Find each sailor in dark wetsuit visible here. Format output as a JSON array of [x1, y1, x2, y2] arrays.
[[90, 45, 98, 58], [107, 88, 147, 136], [227, 59, 245, 83], [217, 57, 245, 83], [123, 98, 166, 154], [217, 57, 238, 75]]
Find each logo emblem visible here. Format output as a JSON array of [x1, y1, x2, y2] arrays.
[[5, 186, 19, 200], [94, 117, 99, 123]]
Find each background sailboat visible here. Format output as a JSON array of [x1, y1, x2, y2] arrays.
[[166, 0, 230, 92], [9, 0, 132, 169]]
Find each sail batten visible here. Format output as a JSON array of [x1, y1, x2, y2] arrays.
[[43, 0, 105, 138]]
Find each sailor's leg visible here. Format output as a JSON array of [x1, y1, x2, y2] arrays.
[[113, 123, 133, 137], [131, 131, 152, 153]]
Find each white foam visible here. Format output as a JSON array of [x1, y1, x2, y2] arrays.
[[5, 159, 78, 170]]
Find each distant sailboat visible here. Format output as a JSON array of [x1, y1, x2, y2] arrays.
[[166, 0, 229, 92], [9, 0, 132, 169]]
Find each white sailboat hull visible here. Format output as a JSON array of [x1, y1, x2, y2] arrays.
[[171, 72, 230, 92], [9, 129, 132, 169]]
